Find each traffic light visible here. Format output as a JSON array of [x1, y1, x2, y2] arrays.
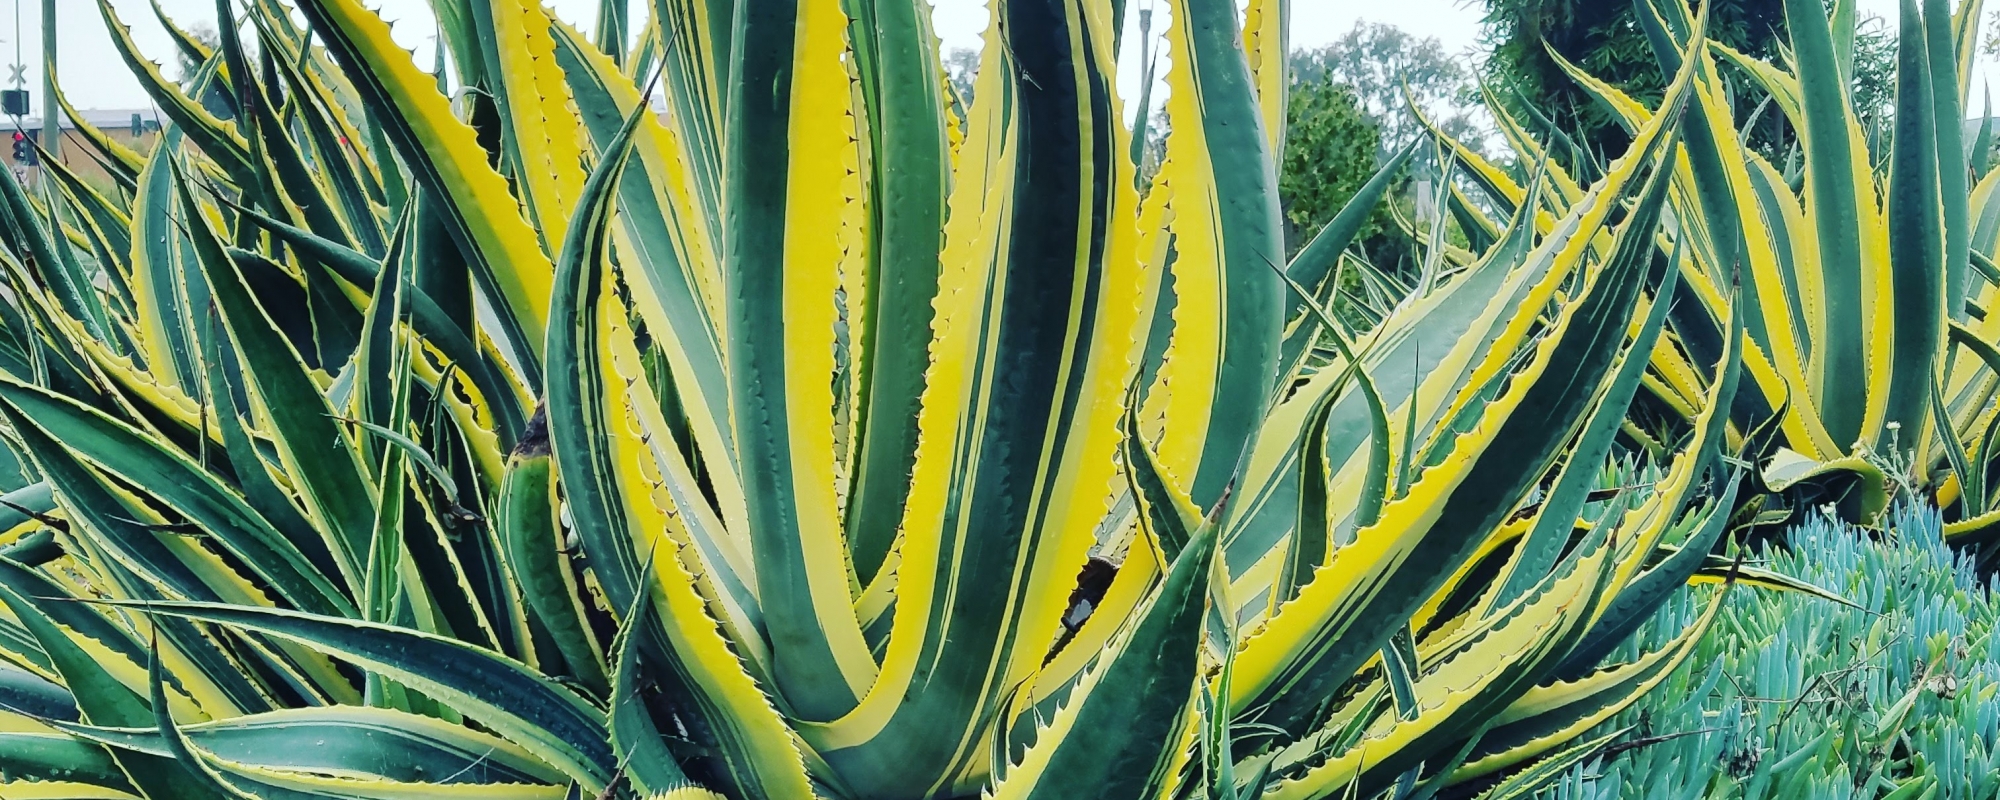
[[0, 90, 26, 117], [10, 131, 34, 167]]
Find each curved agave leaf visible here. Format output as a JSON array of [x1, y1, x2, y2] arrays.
[[544, 13, 744, 593], [1261, 517, 1623, 797], [798, 1, 1147, 794], [1682, 555, 1857, 606], [496, 418, 608, 695], [1621, 0, 1999, 508], [146, 635, 266, 800], [1125, 388, 1206, 566], [1761, 448, 1890, 522], [173, 164, 375, 597], [544, 102, 811, 800], [0, 379, 352, 618], [714, 0, 878, 723], [125, 129, 204, 394], [463, 0, 589, 257], [0, 563, 210, 800], [94, 0, 253, 181], [1230, 70, 1691, 737], [839, 0, 952, 586], [289, 0, 557, 385], [1884, 0, 1946, 441], [1241, 0, 1288, 153], [1465, 725, 1630, 800], [45, 79, 143, 192], [606, 584, 697, 797], [56, 705, 564, 787], [1922, 0, 1972, 330], [988, 527, 1217, 800], [150, 0, 215, 73], [1145, 0, 1285, 509], [0, 733, 130, 793], [107, 601, 614, 792]]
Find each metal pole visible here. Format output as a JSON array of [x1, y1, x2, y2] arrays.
[[38, 0, 53, 167]]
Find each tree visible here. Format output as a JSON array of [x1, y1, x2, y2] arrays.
[[1849, 12, 1897, 134], [1278, 78, 1395, 263], [179, 23, 219, 84], [944, 47, 978, 106], [1291, 23, 1486, 156], [1279, 25, 1460, 274]]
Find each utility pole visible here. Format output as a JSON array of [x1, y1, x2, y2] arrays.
[[37, 0, 53, 168]]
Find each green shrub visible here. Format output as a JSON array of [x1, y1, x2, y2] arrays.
[[1279, 78, 1383, 256]]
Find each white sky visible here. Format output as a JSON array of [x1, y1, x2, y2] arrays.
[[12, 0, 2000, 119], [16, 0, 1350, 112], [1332, 0, 2000, 119]]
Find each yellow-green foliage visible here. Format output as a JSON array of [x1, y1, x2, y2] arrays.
[[0, 1, 1816, 799], [1430, 0, 2000, 544]]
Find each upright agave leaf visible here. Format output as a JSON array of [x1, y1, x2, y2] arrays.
[[1475, 0, 2000, 533]]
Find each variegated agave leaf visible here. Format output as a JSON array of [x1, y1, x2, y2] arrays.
[[0, 0, 1823, 799]]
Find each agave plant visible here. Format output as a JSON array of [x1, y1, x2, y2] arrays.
[[0, 0, 1790, 798], [1428, 0, 2000, 544]]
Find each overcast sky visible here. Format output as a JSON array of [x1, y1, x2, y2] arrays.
[[14, 0, 1353, 112], [1332, 0, 2000, 119], [13, 0, 2000, 120]]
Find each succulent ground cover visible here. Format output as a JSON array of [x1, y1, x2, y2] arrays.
[[1536, 506, 2000, 799]]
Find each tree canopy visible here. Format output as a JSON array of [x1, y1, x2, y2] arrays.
[[1291, 22, 1486, 156], [1279, 79, 1383, 257]]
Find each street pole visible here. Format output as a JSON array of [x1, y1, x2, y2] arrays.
[[37, 0, 53, 169]]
